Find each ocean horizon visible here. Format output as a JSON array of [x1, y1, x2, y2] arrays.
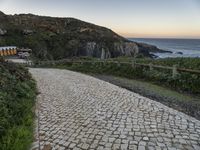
[[129, 38, 200, 58]]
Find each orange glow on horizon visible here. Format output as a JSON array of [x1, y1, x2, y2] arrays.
[[100, 19, 200, 39], [113, 27, 200, 39], [118, 32, 200, 39]]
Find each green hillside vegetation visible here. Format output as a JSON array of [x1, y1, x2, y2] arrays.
[[0, 11, 164, 60], [0, 58, 37, 150], [0, 12, 126, 60], [0, 20, 124, 60]]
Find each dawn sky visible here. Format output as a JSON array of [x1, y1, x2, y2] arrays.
[[0, 0, 200, 38]]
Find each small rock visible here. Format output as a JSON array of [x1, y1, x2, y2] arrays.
[[42, 144, 51, 150], [143, 137, 149, 141]]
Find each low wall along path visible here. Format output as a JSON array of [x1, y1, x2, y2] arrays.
[[29, 68, 200, 150]]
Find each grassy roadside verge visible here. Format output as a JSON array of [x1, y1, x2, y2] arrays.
[[0, 59, 37, 150]]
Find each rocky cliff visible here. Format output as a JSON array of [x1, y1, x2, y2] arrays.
[[0, 11, 164, 60]]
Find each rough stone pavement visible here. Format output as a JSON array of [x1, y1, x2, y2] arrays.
[[29, 68, 200, 150]]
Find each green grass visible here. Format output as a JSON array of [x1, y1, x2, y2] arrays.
[[0, 59, 37, 150]]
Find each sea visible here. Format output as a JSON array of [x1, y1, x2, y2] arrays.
[[129, 38, 200, 58]]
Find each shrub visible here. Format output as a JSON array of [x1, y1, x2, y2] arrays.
[[0, 61, 36, 150]]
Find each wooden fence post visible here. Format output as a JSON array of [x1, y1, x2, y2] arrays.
[[172, 65, 178, 78], [103, 60, 106, 66], [117, 61, 121, 67], [132, 60, 135, 68], [149, 63, 153, 71]]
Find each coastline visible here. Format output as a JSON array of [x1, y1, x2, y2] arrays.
[[130, 38, 200, 58]]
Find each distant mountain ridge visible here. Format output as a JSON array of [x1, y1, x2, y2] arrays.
[[0, 11, 165, 60]]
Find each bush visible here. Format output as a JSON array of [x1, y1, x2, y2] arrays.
[[0, 60, 37, 150]]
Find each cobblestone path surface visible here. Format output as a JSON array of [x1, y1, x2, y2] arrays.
[[30, 68, 200, 150]]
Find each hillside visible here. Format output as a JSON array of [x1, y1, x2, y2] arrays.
[[0, 11, 165, 60]]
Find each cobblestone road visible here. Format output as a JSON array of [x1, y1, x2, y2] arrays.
[[30, 68, 200, 150]]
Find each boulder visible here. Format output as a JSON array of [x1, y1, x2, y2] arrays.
[[0, 28, 7, 35], [23, 29, 34, 35], [175, 52, 183, 55]]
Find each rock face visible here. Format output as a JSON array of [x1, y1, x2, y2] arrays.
[[85, 42, 138, 59], [114, 42, 139, 57], [175, 52, 183, 55], [136, 42, 172, 54], [0, 11, 165, 60]]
